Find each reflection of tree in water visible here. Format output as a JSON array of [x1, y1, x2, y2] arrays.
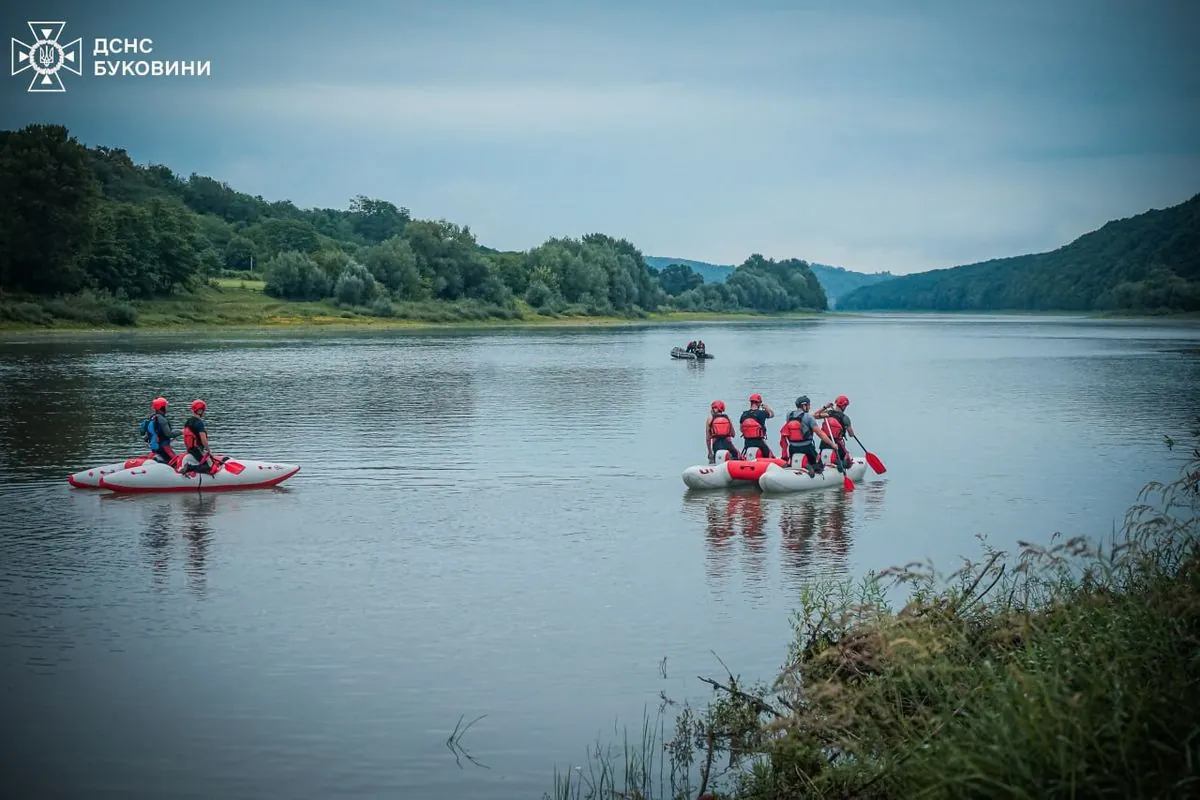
[[0, 353, 101, 478]]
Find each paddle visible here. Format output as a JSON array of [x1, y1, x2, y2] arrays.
[[816, 418, 854, 491], [851, 434, 887, 474]]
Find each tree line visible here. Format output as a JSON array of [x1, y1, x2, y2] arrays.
[[837, 193, 1200, 313], [0, 124, 828, 321]]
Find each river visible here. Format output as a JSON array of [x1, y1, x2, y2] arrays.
[[1, 314, 1198, 799]]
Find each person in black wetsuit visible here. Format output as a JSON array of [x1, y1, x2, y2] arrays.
[[738, 393, 775, 458], [814, 395, 854, 469], [182, 399, 216, 474], [705, 399, 739, 463]]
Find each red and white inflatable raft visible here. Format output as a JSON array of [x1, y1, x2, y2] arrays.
[[682, 449, 869, 493], [758, 457, 868, 493], [681, 449, 790, 489], [70, 454, 300, 493], [68, 454, 156, 488]]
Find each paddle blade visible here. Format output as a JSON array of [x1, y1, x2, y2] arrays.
[[843, 473, 855, 491], [223, 460, 245, 475], [865, 452, 887, 474]]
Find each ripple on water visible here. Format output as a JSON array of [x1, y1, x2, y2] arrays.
[[1, 320, 1198, 799]]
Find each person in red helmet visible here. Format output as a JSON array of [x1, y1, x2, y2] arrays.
[[181, 399, 215, 474], [139, 396, 179, 464], [705, 400, 739, 464], [739, 392, 775, 459], [815, 394, 855, 469]]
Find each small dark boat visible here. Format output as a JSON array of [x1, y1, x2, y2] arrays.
[[671, 346, 714, 360]]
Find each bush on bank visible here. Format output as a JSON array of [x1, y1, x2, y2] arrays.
[[549, 421, 1200, 800]]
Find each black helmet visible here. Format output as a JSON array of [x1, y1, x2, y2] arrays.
[[795, 395, 810, 407]]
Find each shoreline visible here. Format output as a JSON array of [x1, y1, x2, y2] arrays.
[[0, 309, 829, 337], [3, 279, 1197, 338]]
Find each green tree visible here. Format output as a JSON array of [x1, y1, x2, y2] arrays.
[[0, 124, 99, 293], [349, 195, 410, 243], [223, 235, 258, 271]]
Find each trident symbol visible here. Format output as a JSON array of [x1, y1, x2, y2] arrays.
[[37, 44, 55, 68]]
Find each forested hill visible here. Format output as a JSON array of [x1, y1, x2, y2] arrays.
[[837, 193, 1200, 313], [644, 256, 891, 305], [0, 124, 827, 325]]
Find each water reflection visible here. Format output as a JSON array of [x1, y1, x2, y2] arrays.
[[182, 494, 218, 596], [103, 492, 225, 596], [773, 481, 889, 588], [687, 480, 892, 594]]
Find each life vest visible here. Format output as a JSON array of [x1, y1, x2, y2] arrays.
[[740, 414, 764, 439], [782, 413, 813, 443], [824, 409, 848, 441], [139, 416, 163, 449], [183, 416, 203, 451], [710, 412, 733, 437]]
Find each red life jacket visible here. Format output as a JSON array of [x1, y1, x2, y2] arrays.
[[782, 418, 812, 442], [740, 415, 764, 439], [823, 417, 844, 441], [183, 417, 202, 450], [710, 413, 733, 437]]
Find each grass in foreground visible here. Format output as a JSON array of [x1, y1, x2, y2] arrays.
[[549, 422, 1200, 800], [0, 281, 821, 334]]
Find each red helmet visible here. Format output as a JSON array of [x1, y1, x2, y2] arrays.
[[749, 393, 762, 404], [191, 399, 207, 414], [835, 395, 850, 408], [711, 400, 725, 412], [152, 397, 168, 412]]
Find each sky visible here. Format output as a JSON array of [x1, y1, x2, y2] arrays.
[[3, 0, 1199, 275]]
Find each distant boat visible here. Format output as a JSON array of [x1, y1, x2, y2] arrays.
[[671, 346, 714, 360]]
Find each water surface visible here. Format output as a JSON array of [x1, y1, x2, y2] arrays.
[[1, 315, 1197, 799]]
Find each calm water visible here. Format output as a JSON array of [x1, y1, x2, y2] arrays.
[[1, 315, 1198, 799]]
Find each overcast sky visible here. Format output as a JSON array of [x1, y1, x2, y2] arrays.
[[4, 0, 1198, 274]]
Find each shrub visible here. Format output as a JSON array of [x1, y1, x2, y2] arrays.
[[262, 251, 330, 301], [333, 262, 380, 306]]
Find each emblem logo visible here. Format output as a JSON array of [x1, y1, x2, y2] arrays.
[[11, 21, 83, 92]]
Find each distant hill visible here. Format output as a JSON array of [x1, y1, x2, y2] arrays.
[[807, 263, 894, 308], [837, 193, 1200, 313], [644, 256, 734, 285], [644, 255, 891, 306]]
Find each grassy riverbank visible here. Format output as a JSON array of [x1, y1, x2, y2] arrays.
[[549, 424, 1200, 800], [4, 282, 1194, 336], [0, 279, 823, 334]]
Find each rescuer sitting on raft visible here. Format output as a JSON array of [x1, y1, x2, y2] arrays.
[[181, 399, 216, 474], [780, 395, 838, 474], [139, 396, 179, 465], [814, 394, 854, 469], [705, 400, 739, 464], [739, 393, 775, 459]]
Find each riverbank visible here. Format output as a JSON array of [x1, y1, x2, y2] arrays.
[[550, 425, 1200, 800], [0, 279, 825, 335]]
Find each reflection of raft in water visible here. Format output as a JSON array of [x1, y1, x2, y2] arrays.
[[670, 346, 714, 360], [681, 451, 869, 493]]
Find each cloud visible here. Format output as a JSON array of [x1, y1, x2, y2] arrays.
[[11, 0, 1196, 274]]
